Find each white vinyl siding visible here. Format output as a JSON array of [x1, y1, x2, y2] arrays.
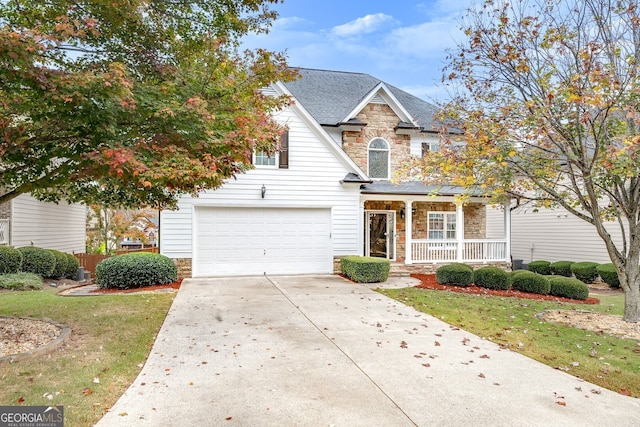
[[11, 194, 86, 253], [487, 205, 622, 264], [161, 104, 362, 263]]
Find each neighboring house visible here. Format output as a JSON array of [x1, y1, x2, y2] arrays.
[[0, 193, 86, 253], [487, 205, 621, 266], [161, 68, 511, 277]]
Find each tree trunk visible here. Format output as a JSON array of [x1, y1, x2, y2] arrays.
[[622, 275, 640, 323], [617, 257, 640, 323]]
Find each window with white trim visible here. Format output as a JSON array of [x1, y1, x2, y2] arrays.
[[368, 137, 390, 179], [421, 141, 438, 156], [253, 151, 277, 167], [428, 212, 456, 239], [253, 130, 289, 168]]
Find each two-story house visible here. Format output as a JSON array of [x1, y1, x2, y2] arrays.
[[160, 68, 511, 277]]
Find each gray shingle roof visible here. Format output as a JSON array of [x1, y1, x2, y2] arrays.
[[360, 181, 486, 197], [283, 68, 440, 132]]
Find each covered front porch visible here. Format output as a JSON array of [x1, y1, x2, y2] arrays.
[[360, 183, 511, 271]]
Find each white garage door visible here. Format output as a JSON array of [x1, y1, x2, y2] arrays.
[[193, 207, 333, 276]]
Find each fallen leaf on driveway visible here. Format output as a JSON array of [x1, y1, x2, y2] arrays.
[[400, 341, 408, 348]]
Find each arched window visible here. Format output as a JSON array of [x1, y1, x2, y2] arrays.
[[368, 138, 390, 179]]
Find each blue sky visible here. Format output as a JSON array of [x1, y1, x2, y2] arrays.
[[243, 0, 472, 102]]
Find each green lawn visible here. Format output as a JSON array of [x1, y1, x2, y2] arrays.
[[379, 287, 640, 397], [0, 288, 175, 426]]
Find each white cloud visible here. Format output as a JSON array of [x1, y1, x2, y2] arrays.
[[272, 16, 310, 30], [383, 20, 463, 60], [331, 13, 397, 37]]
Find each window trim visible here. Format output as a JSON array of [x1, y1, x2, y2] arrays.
[[427, 211, 457, 240], [253, 151, 278, 168], [367, 137, 390, 180], [252, 129, 289, 169]]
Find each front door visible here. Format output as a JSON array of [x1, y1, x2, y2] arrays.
[[366, 211, 395, 260]]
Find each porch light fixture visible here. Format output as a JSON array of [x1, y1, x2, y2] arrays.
[[400, 208, 417, 219], [261, 184, 266, 199]]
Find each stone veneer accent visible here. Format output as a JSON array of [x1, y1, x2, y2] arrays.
[[174, 258, 192, 279], [364, 201, 487, 263], [342, 104, 412, 175], [0, 200, 11, 220]]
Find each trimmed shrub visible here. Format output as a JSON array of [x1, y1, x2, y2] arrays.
[[47, 250, 69, 279], [549, 261, 574, 277], [596, 263, 620, 288], [340, 256, 390, 283], [473, 266, 510, 290], [528, 260, 551, 275], [18, 246, 56, 277], [0, 246, 23, 274], [436, 263, 474, 287], [511, 270, 550, 294], [548, 276, 589, 300], [570, 262, 599, 284], [0, 272, 42, 290], [64, 253, 81, 280], [96, 252, 178, 289]]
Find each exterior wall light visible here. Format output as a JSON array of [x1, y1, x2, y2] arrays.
[[261, 184, 266, 199]]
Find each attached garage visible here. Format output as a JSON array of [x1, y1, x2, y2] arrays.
[[193, 207, 333, 276]]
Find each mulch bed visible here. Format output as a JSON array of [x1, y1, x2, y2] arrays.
[[412, 274, 600, 305], [89, 279, 182, 294]]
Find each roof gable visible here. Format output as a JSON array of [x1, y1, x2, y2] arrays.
[[272, 81, 367, 179], [283, 68, 440, 132]]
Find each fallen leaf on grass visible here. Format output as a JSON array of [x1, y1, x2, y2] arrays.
[[82, 388, 93, 396], [17, 397, 24, 404]]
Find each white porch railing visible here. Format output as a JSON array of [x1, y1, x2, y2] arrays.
[[412, 239, 508, 263], [0, 219, 9, 245]]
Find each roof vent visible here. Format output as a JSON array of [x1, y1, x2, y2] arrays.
[[370, 94, 386, 104]]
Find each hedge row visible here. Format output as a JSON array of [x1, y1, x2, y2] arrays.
[[435, 263, 589, 300], [527, 259, 624, 288], [0, 246, 79, 279]]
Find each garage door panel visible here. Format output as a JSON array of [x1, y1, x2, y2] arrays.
[[194, 207, 332, 276]]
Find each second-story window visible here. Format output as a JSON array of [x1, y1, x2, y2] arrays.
[[368, 137, 390, 179]]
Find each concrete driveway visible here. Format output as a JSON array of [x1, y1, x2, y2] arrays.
[[96, 275, 640, 426]]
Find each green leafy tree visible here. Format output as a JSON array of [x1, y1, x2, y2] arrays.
[[0, 0, 295, 208], [410, 0, 640, 322]]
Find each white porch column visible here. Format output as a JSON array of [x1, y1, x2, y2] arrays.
[[358, 199, 366, 256], [504, 200, 511, 263], [456, 203, 464, 261], [405, 200, 413, 264]]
